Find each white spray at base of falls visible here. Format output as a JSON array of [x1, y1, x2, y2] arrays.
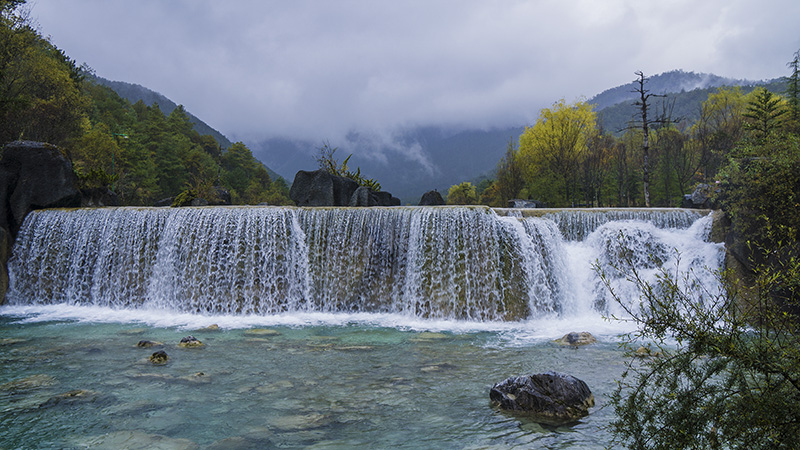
[[5, 206, 724, 322]]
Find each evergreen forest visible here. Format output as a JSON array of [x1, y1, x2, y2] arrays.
[[0, 0, 291, 206]]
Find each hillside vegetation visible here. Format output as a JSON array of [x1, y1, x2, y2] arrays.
[[0, 1, 291, 206], [455, 72, 796, 209], [90, 76, 233, 149]]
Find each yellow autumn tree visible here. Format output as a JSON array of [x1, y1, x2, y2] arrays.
[[518, 99, 597, 206], [691, 86, 747, 180], [446, 182, 478, 205]]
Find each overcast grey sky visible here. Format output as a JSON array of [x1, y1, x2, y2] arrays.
[[30, 0, 800, 144]]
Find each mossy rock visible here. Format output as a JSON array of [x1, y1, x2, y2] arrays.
[[555, 332, 597, 346], [178, 336, 204, 348], [136, 340, 163, 348], [633, 346, 662, 358], [149, 350, 168, 364], [243, 328, 281, 337]]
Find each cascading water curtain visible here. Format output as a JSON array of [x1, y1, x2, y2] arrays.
[[6, 206, 722, 321]]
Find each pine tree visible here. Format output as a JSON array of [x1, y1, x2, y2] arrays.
[[743, 88, 787, 141]]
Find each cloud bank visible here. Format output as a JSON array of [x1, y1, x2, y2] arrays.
[[32, 0, 800, 146]]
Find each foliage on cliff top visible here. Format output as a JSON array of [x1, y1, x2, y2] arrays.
[[316, 142, 382, 192], [607, 49, 800, 450], [0, 0, 291, 206], [604, 244, 800, 450]]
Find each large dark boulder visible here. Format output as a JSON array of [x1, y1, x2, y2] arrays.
[[349, 186, 372, 207], [349, 186, 401, 207], [154, 197, 174, 207], [373, 190, 401, 206], [0, 227, 9, 303], [419, 190, 445, 206], [290, 169, 359, 207], [210, 185, 232, 205], [0, 141, 81, 236], [490, 372, 595, 425], [681, 183, 714, 209], [0, 141, 81, 305], [80, 187, 119, 207]]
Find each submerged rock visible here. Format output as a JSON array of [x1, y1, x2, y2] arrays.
[[39, 389, 107, 408], [0, 374, 58, 392], [132, 371, 210, 384], [254, 380, 294, 394], [243, 328, 281, 337], [267, 412, 331, 432], [420, 363, 457, 373], [76, 430, 198, 450], [119, 328, 148, 336], [206, 435, 275, 450], [198, 324, 221, 332], [178, 336, 204, 348], [334, 345, 374, 351], [186, 372, 210, 383], [555, 332, 597, 346], [410, 331, 449, 342], [137, 340, 163, 348], [490, 372, 595, 425]]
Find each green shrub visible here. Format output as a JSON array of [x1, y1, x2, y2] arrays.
[[316, 142, 381, 192]]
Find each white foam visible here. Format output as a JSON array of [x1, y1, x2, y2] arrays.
[[0, 303, 638, 342]]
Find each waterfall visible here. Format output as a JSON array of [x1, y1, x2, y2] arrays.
[[6, 206, 724, 321]]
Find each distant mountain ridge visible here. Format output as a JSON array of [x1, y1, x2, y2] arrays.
[[596, 75, 784, 134], [588, 70, 756, 110]]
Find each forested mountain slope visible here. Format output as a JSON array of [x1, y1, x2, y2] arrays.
[[91, 76, 284, 183], [91, 76, 232, 148]]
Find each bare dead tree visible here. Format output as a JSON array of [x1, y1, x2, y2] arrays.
[[629, 71, 666, 207]]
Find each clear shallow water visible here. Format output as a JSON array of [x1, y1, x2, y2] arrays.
[[0, 310, 628, 449], [1, 207, 723, 448]]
